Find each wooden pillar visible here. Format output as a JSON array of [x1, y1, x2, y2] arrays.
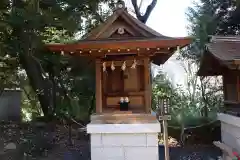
[[95, 59, 102, 113], [144, 57, 151, 113], [237, 75, 240, 102], [222, 75, 227, 101]]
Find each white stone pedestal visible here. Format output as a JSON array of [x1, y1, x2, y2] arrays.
[[218, 113, 240, 153], [87, 114, 161, 160]]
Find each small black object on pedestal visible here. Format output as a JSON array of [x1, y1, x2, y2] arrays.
[[119, 102, 129, 111]]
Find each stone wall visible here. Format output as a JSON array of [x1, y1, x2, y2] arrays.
[[218, 113, 240, 153], [91, 133, 159, 160], [221, 123, 240, 152], [88, 114, 161, 160], [0, 90, 21, 121]]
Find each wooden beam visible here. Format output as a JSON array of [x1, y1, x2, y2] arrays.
[[143, 57, 151, 113], [104, 60, 144, 67], [233, 59, 240, 65], [222, 75, 228, 101], [103, 56, 145, 61], [55, 49, 170, 57], [95, 59, 102, 113]]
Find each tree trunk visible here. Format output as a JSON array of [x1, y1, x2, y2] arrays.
[[19, 53, 52, 117], [131, 0, 157, 23], [200, 77, 209, 118], [12, 0, 53, 119], [180, 122, 185, 146]]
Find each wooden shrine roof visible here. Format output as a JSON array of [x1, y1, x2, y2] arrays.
[[85, 7, 169, 40], [198, 36, 240, 76], [46, 3, 192, 65]]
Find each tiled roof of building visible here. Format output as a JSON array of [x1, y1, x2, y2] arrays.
[[207, 36, 240, 62], [198, 36, 240, 76]]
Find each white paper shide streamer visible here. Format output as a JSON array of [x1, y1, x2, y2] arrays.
[[111, 61, 115, 71], [131, 59, 137, 69], [102, 62, 106, 72], [121, 61, 126, 71]]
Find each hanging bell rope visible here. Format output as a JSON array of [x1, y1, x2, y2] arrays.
[[121, 61, 126, 71], [102, 62, 106, 72], [111, 61, 115, 71], [131, 59, 137, 69]]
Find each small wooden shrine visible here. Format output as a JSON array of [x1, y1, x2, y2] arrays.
[[47, 2, 191, 115], [198, 35, 240, 156], [47, 1, 192, 160]]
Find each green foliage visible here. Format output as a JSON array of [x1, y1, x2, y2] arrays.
[[152, 68, 222, 128], [0, 0, 118, 121], [166, 0, 236, 129], [152, 70, 221, 145], [152, 70, 174, 109], [0, 0, 159, 123], [183, 0, 240, 61]]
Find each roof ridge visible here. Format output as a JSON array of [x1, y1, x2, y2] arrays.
[[211, 36, 240, 42]]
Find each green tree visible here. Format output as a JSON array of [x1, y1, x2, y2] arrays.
[[178, 0, 238, 118], [0, 0, 159, 121], [184, 0, 240, 60], [0, 0, 114, 119]]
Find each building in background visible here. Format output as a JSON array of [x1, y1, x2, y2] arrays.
[[198, 36, 240, 158]]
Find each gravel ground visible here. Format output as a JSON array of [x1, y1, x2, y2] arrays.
[[159, 145, 222, 160], [41, 144, 221, 160], [0, 122, 222, 160]]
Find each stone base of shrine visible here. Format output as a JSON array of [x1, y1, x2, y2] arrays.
[[218, 113, 240, 156], [87, 113, 161, 160]]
